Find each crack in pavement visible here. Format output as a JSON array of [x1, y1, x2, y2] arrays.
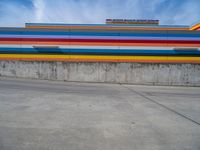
[[120, 84, 200, 127]]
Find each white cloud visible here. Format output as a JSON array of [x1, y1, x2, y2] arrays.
[[0, 0, 199, 27], [33, 0, 45, 22], [0, 1, 34, 27]]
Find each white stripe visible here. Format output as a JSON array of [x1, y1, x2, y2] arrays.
[[1, 44, 200, 50], [0, 44, 174, 50]]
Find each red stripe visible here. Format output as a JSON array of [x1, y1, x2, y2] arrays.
[[0, 38, 200, 44], [195, 26, 200, 30]]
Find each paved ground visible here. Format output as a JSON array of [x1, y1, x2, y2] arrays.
[[0, 77, 200, 150]]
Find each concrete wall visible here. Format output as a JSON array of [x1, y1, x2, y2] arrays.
[[0, 61, 200, 86]]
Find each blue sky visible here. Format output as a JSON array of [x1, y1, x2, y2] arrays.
[[0, 0, 199, 27]]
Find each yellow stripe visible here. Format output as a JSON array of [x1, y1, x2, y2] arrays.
[[0, 54, 200, 61], [190, 23, 200, 30]]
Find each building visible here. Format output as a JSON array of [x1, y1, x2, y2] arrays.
[[0, 19, 200, 63]]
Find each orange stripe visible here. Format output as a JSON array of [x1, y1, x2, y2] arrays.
[[26, 26, 189, 31], [190, 23, 200, 30]]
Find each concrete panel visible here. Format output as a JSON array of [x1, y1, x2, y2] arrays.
[[99, 63, 117, 83], [0, 61, 200, 86], [68, 63, 99, 82]]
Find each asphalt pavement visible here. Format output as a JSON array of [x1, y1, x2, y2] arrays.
[[0, 77, 200, 150]]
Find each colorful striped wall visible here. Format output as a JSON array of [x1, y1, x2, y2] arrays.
[[0, 22, 200, 63]]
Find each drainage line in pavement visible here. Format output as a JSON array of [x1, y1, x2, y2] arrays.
[[121, 84, 200, 127]]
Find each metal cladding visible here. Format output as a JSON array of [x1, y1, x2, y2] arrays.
[[0, 21, 200, 63]]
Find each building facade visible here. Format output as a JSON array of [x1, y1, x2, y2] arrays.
[[0, 20, 200, 63]]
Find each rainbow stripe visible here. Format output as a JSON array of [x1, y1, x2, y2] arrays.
[[0, 22, 200, 63], [190, 23, 200, 31]]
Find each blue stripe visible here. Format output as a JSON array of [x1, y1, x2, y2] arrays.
[[0, 47, 200, 55], [0, 35, 199, 40], [0, 31, 200, 38]]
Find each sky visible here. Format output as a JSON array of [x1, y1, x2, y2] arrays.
[[0, 0, 199, 27]]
